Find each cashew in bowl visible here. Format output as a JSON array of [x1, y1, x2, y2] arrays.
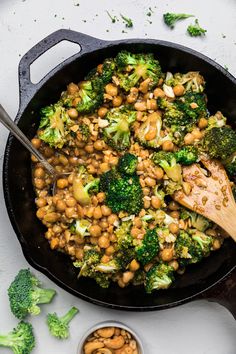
[[84, 341, 104, 354], [97, 327, 115, 338], [104, 335, 125, 349]]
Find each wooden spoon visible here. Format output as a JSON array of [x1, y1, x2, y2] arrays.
[[173, 158, 236, 242]]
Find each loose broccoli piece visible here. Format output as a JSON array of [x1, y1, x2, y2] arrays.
[[115, 51, 162, 91], [203, 126, 236, 160], [165, 71, 205, 93], [175, 231, 203, 266], [0, 321, 35, 354], [191, 230, 213, 254], [120, 14, 133, 28], [175, 146, 198, 165], [76, 79, 103, 114], [73, 166, 100, 206], [135, 112, 172, 149], [163, 12, 194, 29], [207, 111, 226, 129], [8, 269, 56, 320], [118, 153, 138, 175], [152, 151, 182, 183], [47, 307, 79, 339], [136, 229, 160, 265], [132, 269, 146, 286], [103, 106, 136, 151], [70, 219, 91, 237], [39, 103, 72, 148], [187, 19, 207, 37], [180, 209, 210, 232], [115, 221, 133, 249], [100, 159, 143, 215], [145, 263, 174, 293]]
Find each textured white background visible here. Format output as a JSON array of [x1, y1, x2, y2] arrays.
[[0, 0, 236, 353]]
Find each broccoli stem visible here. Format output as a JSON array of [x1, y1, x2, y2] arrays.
[[34, 287, 56, 304], [60, 307, 79, 325]]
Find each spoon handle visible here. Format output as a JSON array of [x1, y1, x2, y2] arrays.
[[0, 105, 56, 177]]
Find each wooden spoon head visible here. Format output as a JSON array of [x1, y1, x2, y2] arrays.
[[174, 158, 236, 236]]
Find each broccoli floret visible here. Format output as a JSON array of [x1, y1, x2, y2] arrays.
[[180, 209, 210, 232], [120, 14, 133, 28], [103, 106, 136, 151], [76, 79, 103, 114], [118, 153, 138, 175], [187, 19, 207, 37], [152, 151, 182, 183], [39, 103, 72, 148], [175, 92, 208, 122], [100, 161, 143, 215], [165, 71, 205, 93], [101, 58, 116, 84], [191, 230, 213, 254], [203, 126, 236, 160], [115, 221, 133, 248], [132, 269, 146, 286], [47, 307, 79, 339], [175, 231, 203, 266], [95, 259, 120, 273], [145, 263, 174, 293], [136, 228, 160, 265], [135, 112, 172, 149], [175, 146, 198, 165], [163, 12, 194, 29], [72, 166, 100, 206], [115, 51, 162, 91], [0, 321, 35, 354], [116, 248, 137, 270], [70, 219, 91, 237], [8, 269, 56, 320], [207, 111, 226, 129]]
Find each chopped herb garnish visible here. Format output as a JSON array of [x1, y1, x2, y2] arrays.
[[224, 65, 229, 71], [106, 11, 117, 23], [120, 14, 133, 28]]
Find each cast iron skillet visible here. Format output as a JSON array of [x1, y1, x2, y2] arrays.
[[3, 29, 236, 317]]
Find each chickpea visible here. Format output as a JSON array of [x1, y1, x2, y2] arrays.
[[154, 87, 165, 98], [100, 220, 109, 229], [147, 99, 158, 110], [122, 271, 134, 284], [105, 83, 118, 96], [67, 108, 79, 119], [90, 237, 98, 245], [34, 179, 45, 190], [131, 227, 140, 238], [173, 84, 185, 96], [72, 97, 81, 106], [31, 154, 38, 163], [144, 199, 151, 209], [43, 212, 59, 223], [108, 214, 118, 225], [36, 208, 45, 219], [97, 192, 105, 203], [105, 245, 115, 255], [109, 155, 119, 165], [57, 178, 68, 189], [101, 205, 112, 216], [98, 107, 108, 117], [213, 239, 221, 250], [170, 211, 180, 219], [93, 206, 102, 219], [84, 144, 94, 153], [98, 235, 110, 248], [31, 138, 41, 149], [129, 259, 140, 272], [145, 177, 156, 187], [67, 82, 79, 94], [75, 248, 84, 260], [160, 248, 174, 262], [169, 260, 179, 271], [58, 155, 69, 166], [118, 279, 126, 288], [36, 197, 47, 208], [66, 197, 77, 207], [56, 200, 66, 211], [206, 229, 217, 237], [151, 196, 162, 209], [154, 167, 164, 180], [190, 102, 198, 109], [65, 207, 76, 219], [162, 140, 174, 151], [143, 187, 150, 196], [101, 254, 110, 263], [100, 162, 110, 172], [184, 133, 194, 145], [50, 238, 59, 249], [87, 164, 96, 174], [113, 96, 123, 107], [133, 217, 142, 228], [85, 206, 94, 218], [34, 167, 45, 178], [169, 201, 180, 211], [198, 117, 208, 129], [94, 140, 105, 151], [134, 101, 147, 111], [168, 222, 179, 234], [89, 224, 102, 237], [52, 225, 62, 234], [192, 128, 203, 140]]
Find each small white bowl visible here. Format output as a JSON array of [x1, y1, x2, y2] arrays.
[[77, 320, 144, 353]]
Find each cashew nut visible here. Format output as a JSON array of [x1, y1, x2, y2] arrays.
[[96, 349, 113, 354], [84, 341, 104, 354], [104, 335, 125, 350], [97, 327, 115, 338], [115, 344, 133, 354]]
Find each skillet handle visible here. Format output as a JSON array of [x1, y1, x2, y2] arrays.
[[198, 268, 236, 319], [18, 29, 106, 114]]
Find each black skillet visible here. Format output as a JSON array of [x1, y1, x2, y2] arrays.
[[3, 29, 236, 317]]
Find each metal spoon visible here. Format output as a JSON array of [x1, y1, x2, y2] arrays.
[[0, 104, 57, 180]]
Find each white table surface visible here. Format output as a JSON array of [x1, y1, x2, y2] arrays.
[[0, 0, 236, 353]]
